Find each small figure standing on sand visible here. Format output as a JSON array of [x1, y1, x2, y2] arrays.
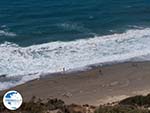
[[99, 69, 103, 75], [132, 63, 138, 68], [63, 67, 65, 73]]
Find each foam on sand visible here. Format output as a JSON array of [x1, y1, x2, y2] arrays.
[[1, 28, 150, 90], [0, 74, 40, 91]]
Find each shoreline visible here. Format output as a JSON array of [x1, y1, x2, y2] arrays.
[[0, 61, 150, 105]]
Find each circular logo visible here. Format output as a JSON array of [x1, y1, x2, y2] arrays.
[[3, 90, 23, 110]]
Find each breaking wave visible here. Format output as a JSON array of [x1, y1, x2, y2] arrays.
[[1, 28, 150, 90], [0, 30, 16, 37]]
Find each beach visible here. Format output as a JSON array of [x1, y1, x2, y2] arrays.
[[1, 1, 150, 113], [0, 61, 150, 105]]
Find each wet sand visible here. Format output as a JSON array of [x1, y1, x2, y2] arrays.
[[0, 62, 150, 105]]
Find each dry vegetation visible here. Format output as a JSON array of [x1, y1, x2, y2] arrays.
[[0, 94, 150, 113]]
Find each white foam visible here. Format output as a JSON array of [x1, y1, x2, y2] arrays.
[[0, 30, 16, 37], [1, 28, 150, 90], [0, 74, 40, 90], [56, 22, 94, 34]]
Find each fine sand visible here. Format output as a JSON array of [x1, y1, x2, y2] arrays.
[[0, 62, 150, 105]]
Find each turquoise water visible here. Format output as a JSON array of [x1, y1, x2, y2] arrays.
[[1, 0, 150, 90], [0, 0, 150, 46]]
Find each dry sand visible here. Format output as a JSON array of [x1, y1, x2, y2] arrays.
[[0, 62, 150, 105]]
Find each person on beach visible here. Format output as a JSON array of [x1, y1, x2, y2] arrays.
[[63, 67, 65, 73], [99, 69, 103, 75]]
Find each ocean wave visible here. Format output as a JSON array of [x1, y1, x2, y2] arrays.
[[56, 22, 96, 35], [0, 74, 40, 90], [1, 28, 150, 90], [0, 30, 16, 37]]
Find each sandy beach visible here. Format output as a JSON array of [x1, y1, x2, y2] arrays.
[[0, 62, 150, 106]]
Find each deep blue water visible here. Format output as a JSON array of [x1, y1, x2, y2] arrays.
[[0, 0, 150, 46]]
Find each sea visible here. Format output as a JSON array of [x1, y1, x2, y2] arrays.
[[0, 0, 150, 90]]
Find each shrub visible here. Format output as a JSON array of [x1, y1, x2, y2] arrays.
[[119, 94, 150, 107], [94, 105, 149, 113]]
